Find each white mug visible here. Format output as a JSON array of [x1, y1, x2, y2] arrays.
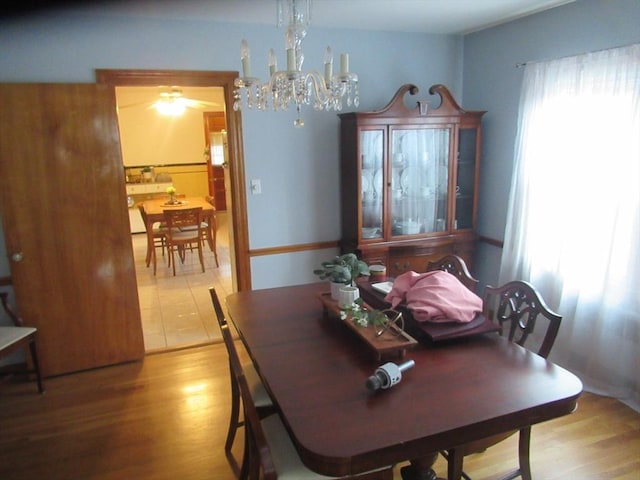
[[339, 286, 360, 309]]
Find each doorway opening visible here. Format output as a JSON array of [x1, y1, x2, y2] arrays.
[[96, 69, 251, 353]]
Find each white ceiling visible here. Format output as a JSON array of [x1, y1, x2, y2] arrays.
[[57, 0, 575, 35]]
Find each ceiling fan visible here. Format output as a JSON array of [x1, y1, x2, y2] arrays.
[[117, 86, 222, 116]]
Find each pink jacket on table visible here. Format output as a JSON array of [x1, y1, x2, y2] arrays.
[[384, 270, 483, 323]]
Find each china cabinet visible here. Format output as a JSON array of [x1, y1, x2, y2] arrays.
[[339, 84, 485, 277]]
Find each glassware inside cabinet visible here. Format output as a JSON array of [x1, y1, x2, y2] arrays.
[[360, 129, 384, 240], [390, 128, 450, 235]]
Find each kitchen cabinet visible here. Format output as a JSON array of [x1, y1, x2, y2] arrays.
[[126, 182, 173, 233], [339, 84, 485, 275]]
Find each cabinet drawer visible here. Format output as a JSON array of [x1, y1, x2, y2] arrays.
[[126, 182, 173, 195], [389, 256, 431, 276], [388, 246, 474, 278]]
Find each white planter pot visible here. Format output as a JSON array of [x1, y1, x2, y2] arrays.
[[330, 281, 348, 300]]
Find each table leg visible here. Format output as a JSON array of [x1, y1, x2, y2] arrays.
[[400, 452, 441, 480]]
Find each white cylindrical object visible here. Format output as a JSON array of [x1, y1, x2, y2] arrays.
[[240, 39, 251, 77], [287, 48, 295, 71], [242, 58, 251, 78], [324, 63, 332, 85], [268, 48, 277, 76], [324, 46, 333, 84], [338, 286, 360, 309], [340, 53, 349, 74]]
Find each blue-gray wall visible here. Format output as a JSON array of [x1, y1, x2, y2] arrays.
[[463, 0, 640, 291], [0, 5, 462, 291], [1, 0, 639, 293]]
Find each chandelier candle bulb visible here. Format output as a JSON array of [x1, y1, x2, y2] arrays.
[[240, 39, 251, 77], [269, 49, 277, 76], [340, 53, 349, 75], [286, 48, 295, 71], [324, 46, 333, 84]]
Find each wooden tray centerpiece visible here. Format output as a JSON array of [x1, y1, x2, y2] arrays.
[[318, 292, 417, 361]]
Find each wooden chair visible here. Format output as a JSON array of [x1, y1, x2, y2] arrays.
[[209, 288, 274, 473], [218, 290, 393, 480], [426, 254, 479, 292], [138, 204, 167, 275], [443, 280, 562, 480], [163, 207, 205, 276], [0, 292, 44, 393], [179, 196, 219, 267]]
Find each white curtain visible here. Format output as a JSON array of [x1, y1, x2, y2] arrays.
[[500, 44, 640, 411]]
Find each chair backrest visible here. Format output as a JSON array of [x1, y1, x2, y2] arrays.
[[213, 288, 279, 479], [209, 287, 227, 329], [483, 280, 561, 358], [1, 291, 23, 327], [138, 204, 149, 225], [426, 254, 479, 292], [163, 207, 203, 236]]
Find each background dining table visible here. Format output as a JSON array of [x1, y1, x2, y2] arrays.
[[141, 196, 217, 253], [226, 282, 583, 480]]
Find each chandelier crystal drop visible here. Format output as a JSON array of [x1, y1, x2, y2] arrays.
[[233, 0, 359, 127]]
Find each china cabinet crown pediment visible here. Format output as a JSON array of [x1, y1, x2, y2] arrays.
[[339, 84, 485, 277]]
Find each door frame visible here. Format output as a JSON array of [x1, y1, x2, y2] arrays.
[[96, 69, 251, 291]]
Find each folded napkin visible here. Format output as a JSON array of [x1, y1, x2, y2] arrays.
[[385, 270, 483, 323]]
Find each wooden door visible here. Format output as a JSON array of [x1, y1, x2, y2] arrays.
[[203, 112, 227, 210], [0, 83, 145, 377]]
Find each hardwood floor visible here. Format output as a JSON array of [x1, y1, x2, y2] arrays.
[[0, 343, 638, 480]]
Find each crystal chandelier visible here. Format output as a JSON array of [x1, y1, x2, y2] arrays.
[[233, 0, 359, 127]]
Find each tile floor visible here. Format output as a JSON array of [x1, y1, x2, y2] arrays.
[[132, 212, 232, 352]]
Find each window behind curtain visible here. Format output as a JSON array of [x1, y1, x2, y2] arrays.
[[500, 44, 640, 411]]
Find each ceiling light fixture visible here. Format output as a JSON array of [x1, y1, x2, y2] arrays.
[[154, 89, 187, 116], [233, 0, 359, 127]]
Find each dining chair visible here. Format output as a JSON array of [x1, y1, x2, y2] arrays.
[[163, 207, 205, 276], [443, 280, 562, 480], [178, 196, 219, 267], [208, 288, 274, 469], [0, 291, 44, 393], [425, 254, 479, 293], [218, 293, 393, 480], [138, 204, 167, 275]]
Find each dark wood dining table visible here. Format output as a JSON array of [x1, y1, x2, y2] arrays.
[[226, 282, 583, 480]]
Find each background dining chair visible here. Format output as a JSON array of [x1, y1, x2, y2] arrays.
[[219, 294, 393, 480], [0, 291, 44, 393], [443, 280, 563, 480], [178, 196, 219, 267], [138, 204, 167, 275], [425, 254, 479, 293], [209, 288, 274, 473], [163, 207, 205, 276]]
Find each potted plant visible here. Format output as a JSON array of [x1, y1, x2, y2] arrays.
[[141, 166, 153, 182], [314, 253, 370, 299]]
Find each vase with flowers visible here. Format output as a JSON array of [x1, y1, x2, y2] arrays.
[[166, 186, 178, 205]]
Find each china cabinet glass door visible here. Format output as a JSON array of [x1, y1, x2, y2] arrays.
[[360, 129, 384, 240], [455, 128, 477, 230], [390, 127, 450, 236]]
